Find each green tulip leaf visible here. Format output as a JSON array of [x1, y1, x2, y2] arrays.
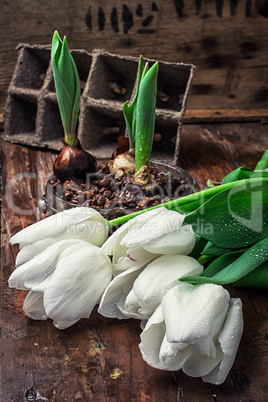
[[141, 62, 149, 80], [135, 61, 159, 173], [221, 167, 268, 185], [70, 52, 81, 137], [123, 56, 144, 150], [233, 261, 268, 288], [180, 237, 268, 285], [255, 150, 268, 171], [184, 179, 268, 249], [201, 250, 244, 278], [57, 36, 76, 104], [201, 241, 247, 257], [51, 31, 80, 145]]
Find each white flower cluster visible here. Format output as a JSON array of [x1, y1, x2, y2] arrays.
[[9, 208, 111, 329], [9, 207, 243, 384]]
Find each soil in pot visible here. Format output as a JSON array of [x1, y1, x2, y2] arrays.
[[41, 160, 196, 220]]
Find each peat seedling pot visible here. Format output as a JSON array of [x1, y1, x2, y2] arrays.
[[38, 160, 196, 220]]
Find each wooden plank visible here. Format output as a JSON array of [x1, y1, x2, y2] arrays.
[[1, 0, 268, 116], [1, 123, 268, 401], [183, 109, 268, 123]]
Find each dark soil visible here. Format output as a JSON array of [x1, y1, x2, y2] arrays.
[[47, 162, 194, 219]]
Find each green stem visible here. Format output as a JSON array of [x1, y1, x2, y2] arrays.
[[107, 177, 267, 228], [65, 131, 76, 146], [197, 255, 213, 265]]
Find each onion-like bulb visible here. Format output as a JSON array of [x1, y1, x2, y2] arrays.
[[53, 138, 97, 181]]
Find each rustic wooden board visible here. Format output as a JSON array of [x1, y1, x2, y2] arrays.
[[1, 0, 268, 118], [183, 109, 268, 123], [1, 122, 268, 401]]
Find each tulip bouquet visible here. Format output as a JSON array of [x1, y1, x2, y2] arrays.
[[8, 150, 268, 385], [7, 30, 268, 386]]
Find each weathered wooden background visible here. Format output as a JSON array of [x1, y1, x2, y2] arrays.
[[1, 123, 268, 401], [1, 0, 268, 120]]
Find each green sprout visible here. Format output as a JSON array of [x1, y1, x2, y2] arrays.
[[51, 31, 80, 146], [255, 149, 268, 171], [123, 56, 159, 173]]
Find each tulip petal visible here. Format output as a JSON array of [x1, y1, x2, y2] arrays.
[[118, 289, 150, 319], [53, 319, 80, 330], [101, 218, 134, 264], [101, 208, 164, 264], [201, 298, 243, 385], [113, 255, 136, 276], [43, 244, 112, 322], [127, 245, 158, 263], [122, 209, 185, 248], [124, 289, 140, 310], [10, 207, 108, 247], [113, 246, 156, 276], [193, 306, 228, 358], [139, 305, 166, 370], [160, 335, 192, 371], [182, 342, 224, 378], [9, 239, 86, 290], [142, 225, 196, 255], [15, 238, 55, 267], [98, 259, 151, 319], [133, 255, 203, 308], [23, 290, 47, 320], [163, 284, 230, 346]]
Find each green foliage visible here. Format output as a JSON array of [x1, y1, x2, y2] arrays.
[[255, 150, 268, 171], [180, 238, 268, 286], [123, 56, 159, 173], [123, 56, 144, 150], [201, 242, 246, 257], [108, 150, 268, 289], [233, 261, 268, 288], [51, 31, 80, 145], [183, 179, 268, 249], [221, 166, 268, 185]]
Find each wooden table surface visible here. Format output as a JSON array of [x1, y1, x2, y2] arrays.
[[1, 122, 268, 401]]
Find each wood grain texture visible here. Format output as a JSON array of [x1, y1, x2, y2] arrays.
[[1, 0, 268, 117], [1, 122, 268, 401]]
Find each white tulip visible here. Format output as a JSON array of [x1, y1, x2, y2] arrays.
[[139, 283, 243, 385], [101, 206, 196, 275], [9, 239, 112, 329], [101, 207, 169, 267], [101, 207, 196, 269], [98, 255, 203, 320], [99, 207, 199, 320], [11, 207, 109, 266]]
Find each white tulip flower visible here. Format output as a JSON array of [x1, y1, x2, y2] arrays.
[[11, 207, 109, 267], [101, 254, 203, 320], [98, 207, 200, 320], [139, 283, 243, 385], [9, 239, 112, 329], [101, 207, 196, 276]]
